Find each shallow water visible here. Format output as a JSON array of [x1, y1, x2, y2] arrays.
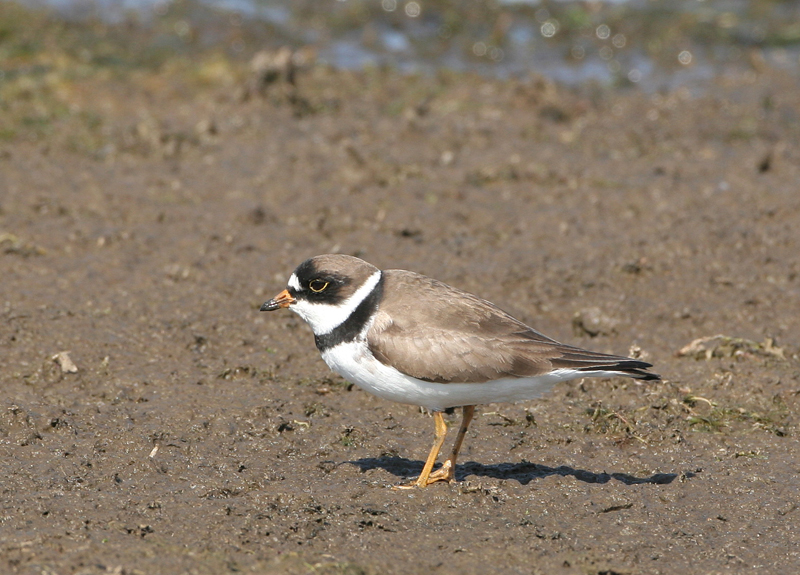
[[26, 0, 800, 90]]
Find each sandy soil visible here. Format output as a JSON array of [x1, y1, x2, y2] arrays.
[[2, 55, 800, 574]]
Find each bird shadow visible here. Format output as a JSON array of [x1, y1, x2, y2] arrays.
[[348, 456, 686, 486]]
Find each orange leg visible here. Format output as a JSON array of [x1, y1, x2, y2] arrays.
[[394, 405, 476, 489], [427, 405, 475, 484], [394, 410, 448, 490]]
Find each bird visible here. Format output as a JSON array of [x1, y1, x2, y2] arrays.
[[261, 254, 659, 488]]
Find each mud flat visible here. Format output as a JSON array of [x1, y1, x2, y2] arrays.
[[1, 5, 800, 574]]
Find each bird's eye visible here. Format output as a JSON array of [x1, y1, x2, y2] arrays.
[[309, 279, 329, 293]]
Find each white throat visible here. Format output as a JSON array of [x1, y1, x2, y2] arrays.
[[290, 270, 381, 336]]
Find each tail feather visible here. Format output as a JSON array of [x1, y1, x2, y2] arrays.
[[553, 348, 661, 381], [581, 365, 661, 381]]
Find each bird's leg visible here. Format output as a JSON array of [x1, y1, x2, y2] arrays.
[[393, 410, 448, 490], [427, 405, 475, 484]]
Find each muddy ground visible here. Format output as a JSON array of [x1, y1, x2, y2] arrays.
[[2, 31, 800, 575]]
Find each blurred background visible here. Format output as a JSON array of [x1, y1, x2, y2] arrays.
[[14, 0, 800, 90]]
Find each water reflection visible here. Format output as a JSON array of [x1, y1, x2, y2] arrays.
[[28, 0, 800, 90]]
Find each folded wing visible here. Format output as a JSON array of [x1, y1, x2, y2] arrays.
[[367, 270, 658, 384]]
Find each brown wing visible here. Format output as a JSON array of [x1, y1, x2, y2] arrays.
[[368, 270, 658, 384]]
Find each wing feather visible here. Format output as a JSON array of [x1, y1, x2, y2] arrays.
[[367, 270, 657, 384]]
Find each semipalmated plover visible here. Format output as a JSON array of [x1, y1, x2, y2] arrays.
[[262, 254, 659, 488]]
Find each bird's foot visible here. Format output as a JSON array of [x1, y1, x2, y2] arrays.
[[392, 460, 455, 490], [426, 459, 455, 483]]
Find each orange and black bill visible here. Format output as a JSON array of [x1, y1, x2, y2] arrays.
[[260, 289, 296, 311]]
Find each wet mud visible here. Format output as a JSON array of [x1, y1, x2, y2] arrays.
[[2, 39, 800, 574]]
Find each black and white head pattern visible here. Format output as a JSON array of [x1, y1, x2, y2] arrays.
[[285, 255, 384, 350]]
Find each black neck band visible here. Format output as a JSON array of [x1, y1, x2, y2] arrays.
[[314, 274, 384, 352]]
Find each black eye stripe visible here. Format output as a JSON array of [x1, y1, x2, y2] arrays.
[[292, 259, 348, 304], [305, 275, 344, 288]]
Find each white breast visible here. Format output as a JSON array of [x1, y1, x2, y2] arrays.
[[320, 340, 590, 411]]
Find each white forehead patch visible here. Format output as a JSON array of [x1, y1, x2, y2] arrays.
[[290, 270, 381, 336], [287, 273, 301, 291]]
